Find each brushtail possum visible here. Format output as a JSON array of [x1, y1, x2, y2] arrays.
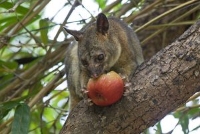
[[64, 13, 144, 111]]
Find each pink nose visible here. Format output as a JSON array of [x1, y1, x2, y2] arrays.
[[91, 73, 99, 79]]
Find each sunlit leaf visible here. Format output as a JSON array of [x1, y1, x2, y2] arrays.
[[43, 107, 57, 122], [39, 19, 49, 45], [29, 107, 42, 133], [95, 0, 106, 9]]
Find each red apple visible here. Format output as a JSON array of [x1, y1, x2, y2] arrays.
[[87, 71, 124, 106]]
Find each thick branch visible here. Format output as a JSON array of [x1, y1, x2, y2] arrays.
[[60, 20, 200, 134]]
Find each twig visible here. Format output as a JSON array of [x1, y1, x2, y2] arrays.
[[47, 0, 81, 55], [135, 0, 198, 32], [141, 5, 200, 45], [28, 69, 65, 108]]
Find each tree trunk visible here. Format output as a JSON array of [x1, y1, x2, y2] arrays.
[[60, 20, 200, 134]]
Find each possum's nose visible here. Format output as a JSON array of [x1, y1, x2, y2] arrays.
[[89, 70, 102, 79], [88, 64, 104, 78], [91, 73, 99, 79]]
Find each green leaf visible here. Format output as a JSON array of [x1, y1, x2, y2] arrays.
[[173, 111, 181, 118], [0, 74, 14, 90], [187, 107, 200, 118], [39, 19, 49, 45], [51, 90, 69, 107], [95, 0, 106, 9], [0, 1, 32, 15], [11, 103, 30, 134], [0, 60, 18, 71], [43, 107, 57, 122], [190, 125, 200, 132], [0, 100, 20, 120], [29, 107, 41, 133], [0, 16, 22, 32], [180, 115, 189, 134], [155, 122, 162, 134]]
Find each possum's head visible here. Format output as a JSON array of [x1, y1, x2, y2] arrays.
[[64, 13, 121, 78]]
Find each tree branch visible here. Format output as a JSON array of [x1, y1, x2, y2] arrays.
[[60, 20, 200, 134]]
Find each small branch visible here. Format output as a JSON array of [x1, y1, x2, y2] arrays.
[[28, 69, 65, 108], [47, 0, 81, 54], [141, 5, 200, 46], [124, 0, 162, 23], [0, 42, 69, 101], [135, 0, 199, 32]]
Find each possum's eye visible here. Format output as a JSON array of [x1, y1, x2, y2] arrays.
[[96, 54, 104, 62]]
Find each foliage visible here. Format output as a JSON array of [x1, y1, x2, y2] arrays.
[[11, 103, 30, 134], [0, 0, 199, 134]]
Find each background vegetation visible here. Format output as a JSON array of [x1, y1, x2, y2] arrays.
[[0, 0, 199, 134]]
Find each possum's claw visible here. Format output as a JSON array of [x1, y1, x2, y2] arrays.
[[123, 82, 132, 96], [81, 87, 94, 106], [124, 82, 131, 88], [84, 98, 93, 106], [81, 87, 88, 94]]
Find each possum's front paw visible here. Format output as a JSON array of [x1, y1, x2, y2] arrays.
[[81, 87, 94, 106], [84, 98, 93, 106], [123, 82, 132, 96], [81, 87, 88, 94]]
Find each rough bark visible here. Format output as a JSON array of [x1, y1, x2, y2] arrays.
[[60, 20, 200, 134]]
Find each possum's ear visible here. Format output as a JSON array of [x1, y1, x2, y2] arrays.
[[63, 26, 83, 41], [96, 13, 109, 35]]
